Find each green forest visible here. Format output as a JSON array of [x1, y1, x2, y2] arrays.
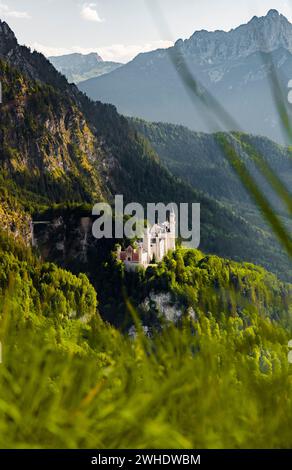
[[1, 228, 292, 448]]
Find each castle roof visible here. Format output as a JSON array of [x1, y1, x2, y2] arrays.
[[149, 222, 169, 236]]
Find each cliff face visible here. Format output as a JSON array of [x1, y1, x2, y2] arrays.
[[0, 196, 32, 242], [0, 20, 18, 55], [0, 60, 108, 204]]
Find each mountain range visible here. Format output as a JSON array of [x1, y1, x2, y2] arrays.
[[0, 17, 291, 281], [49, 52, 122, 84], [79, 9, 292, 144]]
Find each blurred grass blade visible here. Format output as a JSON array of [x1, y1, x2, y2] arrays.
[[240, 137, 292, 216], [218, 133, 292, 258], [259, 49, 292, 144]]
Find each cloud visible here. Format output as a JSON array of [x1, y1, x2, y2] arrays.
[[0, 2, 30, 19], [31, 40, 173, 63], [98, 41, 173, 62], [30, 43, 79, 58], [81, 3, 104, 23]]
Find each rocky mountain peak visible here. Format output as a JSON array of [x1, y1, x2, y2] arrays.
[[176, 9, 292, 64], [85, 52, 103, 63], [267, 8, 281, 18], [0, 18, 72, 92], [0, 19, 18, 55]]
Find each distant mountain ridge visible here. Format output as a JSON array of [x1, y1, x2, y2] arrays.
[[176, 9, 292, 64], [0, 17, 291, 280], [49, 52, 122, 84], [79, 9, 292, 144]]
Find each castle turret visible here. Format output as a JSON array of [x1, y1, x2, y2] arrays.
[[168, 208, 176, 251], [143, 224, 151, 263]]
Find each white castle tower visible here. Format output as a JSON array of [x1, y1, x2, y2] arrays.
[[143, 224, 151, 263], [168, 207, 176, 252]]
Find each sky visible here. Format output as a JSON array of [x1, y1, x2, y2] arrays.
[[1, 0, 292, 62]]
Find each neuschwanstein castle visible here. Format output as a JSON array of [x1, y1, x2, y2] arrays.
[[118, 210, 176, 270]]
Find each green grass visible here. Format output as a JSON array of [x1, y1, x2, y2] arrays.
[[0, 234, 291, 449], [1, 286, 292, 449]]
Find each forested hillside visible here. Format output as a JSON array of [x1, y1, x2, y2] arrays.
[[0, 230, 97, 322], [90, 245, 292, 327], [1, 228, 292, 448], [0, 20, 290, 279], [132, 119, 292, 209]]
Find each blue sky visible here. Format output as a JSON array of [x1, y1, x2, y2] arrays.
[[1, 0, 292, 62]]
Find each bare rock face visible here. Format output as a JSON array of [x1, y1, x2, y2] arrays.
[[0, 200, 32, 243], [177, 9, 292, 64], [0, 19, 73, 89], [0, 20, 17, 55]]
